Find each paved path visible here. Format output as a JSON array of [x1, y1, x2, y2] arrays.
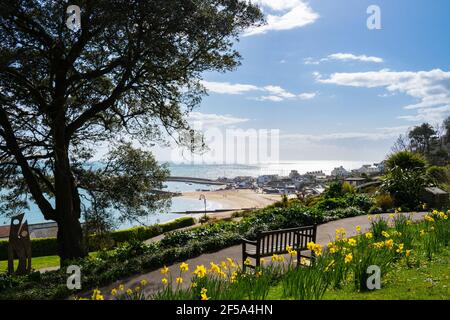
[[93, 211, 426, 299]]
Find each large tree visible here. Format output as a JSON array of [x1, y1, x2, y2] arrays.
[[0, 0, 263, 262]]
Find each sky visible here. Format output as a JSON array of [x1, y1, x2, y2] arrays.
[[156, 0, 450, 164]]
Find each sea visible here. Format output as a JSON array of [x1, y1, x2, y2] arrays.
[[0, 160, 371, 229]]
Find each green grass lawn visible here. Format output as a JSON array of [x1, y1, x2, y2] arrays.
[[267, 247, 450, 300], [0, 255, 60, 272], [0, 251, 99, 272]]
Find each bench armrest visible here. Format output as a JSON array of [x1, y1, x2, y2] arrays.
[[241, 238, 257, 245]]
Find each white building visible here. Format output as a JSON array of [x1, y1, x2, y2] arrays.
[[331, 166, 350, 177], [353, 164, 381, 175]]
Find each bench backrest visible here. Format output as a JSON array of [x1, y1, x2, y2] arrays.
[[256, 225, 317, 256]]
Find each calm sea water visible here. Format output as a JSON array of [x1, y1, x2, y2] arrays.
[[0, 161, 371, 229]]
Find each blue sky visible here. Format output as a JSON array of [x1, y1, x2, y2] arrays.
[[159, 0, 450, 163]]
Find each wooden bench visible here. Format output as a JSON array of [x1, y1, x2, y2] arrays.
[[242, 225, 317, 271]]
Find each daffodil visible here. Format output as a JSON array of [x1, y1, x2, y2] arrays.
[[344, 253, 353, 264], [160, 266, 169, 275], [126, 289, 133, 295], [193, 265, 207, 278], [406, 250, 412, 257], [385, 239, 394, 249], [356, 225, 361, 233], [382, 231, 390, 238], [140, 279, 148, 286], [244, 258, 252, 266], [161, 278, 168, 285], [209, 262, 221, 274], [111, 288, 118, 296], [91, 289, 104, 300], [176, 277, 183, 284], [180, 262, 189, 272], [365, 232, 373, 240], [348, 238, 357, 247], [226, 258, 236, 268]]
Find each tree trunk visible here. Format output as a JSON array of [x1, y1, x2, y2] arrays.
[[54, 151, 86, 263], [52, 103, 86, 263]]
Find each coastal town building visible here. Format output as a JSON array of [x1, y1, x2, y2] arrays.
[[331, 166, 350, 177]]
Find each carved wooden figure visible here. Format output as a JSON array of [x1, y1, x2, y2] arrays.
[[7, 214, 32, 275]]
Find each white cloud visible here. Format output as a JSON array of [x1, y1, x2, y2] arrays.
[[298, 92, 316, 100], [188, 112, 249, 127], [244, 1, 319, 36], [317, 69, 450, 123], [200, 81, 259, 95], [264, 85, 297, 99], [202, 81, 316, 102], [305, 53, 383, 65], [257, 95, 285, 102], [327, 53, 383, 63]]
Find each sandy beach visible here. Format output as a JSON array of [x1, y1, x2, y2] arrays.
[[180, 189, 283, 213]]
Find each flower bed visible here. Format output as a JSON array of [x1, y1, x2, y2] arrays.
[[88, 209, 450, 300]]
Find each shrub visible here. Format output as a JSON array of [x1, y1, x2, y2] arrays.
[[315, 198, 347, 211], [375, 194, 395, 212], [326, 207, 365, 220], [344, 194, 374, 212]]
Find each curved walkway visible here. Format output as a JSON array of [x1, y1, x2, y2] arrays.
[[95, 211, 426, 298]]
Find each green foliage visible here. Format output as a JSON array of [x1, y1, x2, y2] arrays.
[[382, 151, 430, 209], [324, 181, 345, 198], [427, 165, 449, 185], [375, 194, 395, 212], [326, 207, 365, 220], [385, 151, 427, 171], [370, 216, 390, 241], [281, 259, 330, 300]]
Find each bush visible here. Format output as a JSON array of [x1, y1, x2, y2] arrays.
[[326, 207, 365, 220], [375, 194, 395, 212], [344, 194, 374, 212], [315, 198, 347, 211]]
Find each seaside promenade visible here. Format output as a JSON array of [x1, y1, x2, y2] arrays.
[[93, 211, 427, 299]]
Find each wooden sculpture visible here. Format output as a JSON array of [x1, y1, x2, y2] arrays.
[[7, 214, 32, 275]]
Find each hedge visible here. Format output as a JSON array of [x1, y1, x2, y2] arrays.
[[0, 238, 59, 261], [0, 216, 195, 260]]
